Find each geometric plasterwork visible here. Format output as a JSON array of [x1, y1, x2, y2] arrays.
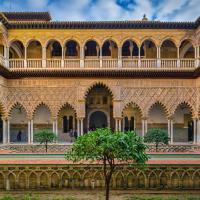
[[0, 77, 199, 119]]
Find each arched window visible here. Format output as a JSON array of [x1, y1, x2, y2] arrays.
[[52, 42, 62, 57], [63, 116, 68, 133], [122, 104, 142, 136], [124, 117, 129, 131], [140, 40, 156, 58], [46, 40, 62, 58], [9, 40, 24, 59], [102, 40, 118, 58], [161, 40, 177, 58], [122, 40, 139, 57], [27, 40, 42, 59], [84, 40, 99, 57], [65, 40, 80, 57], [180, 40, 195, 58], [69, 116, 73, 130]]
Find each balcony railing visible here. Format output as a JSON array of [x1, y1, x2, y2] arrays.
[[27, 59, 42, 68], [0, 57, 199, 70]]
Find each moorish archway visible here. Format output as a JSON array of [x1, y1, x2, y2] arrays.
[[89, 111, 108, 130], [85, 84, 114, 132]]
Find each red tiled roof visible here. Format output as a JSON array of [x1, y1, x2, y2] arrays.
[[2, 12, 51, 21]]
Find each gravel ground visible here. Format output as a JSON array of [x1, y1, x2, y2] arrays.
[[0, 190, 200, 200]]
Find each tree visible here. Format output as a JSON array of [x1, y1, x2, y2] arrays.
[[65, 128, 148, 200], [34, 129, 57, 153], [144, 128, 170, 152]]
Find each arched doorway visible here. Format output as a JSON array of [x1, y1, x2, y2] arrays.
[[89, 111, 107, 130], [122, 104, 142, 136], [57, 104, 76, 143], [10, 104, 28, 143], [85, 84, 113, 132], [173, 103, 193, 143], [148, 103, 168, 133]]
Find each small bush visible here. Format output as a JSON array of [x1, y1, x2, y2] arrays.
[[0, 196, 15, 200], [22, 194, 40, 200]]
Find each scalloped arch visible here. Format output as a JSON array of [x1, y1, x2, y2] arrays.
[[84, 82, 114, 99], [8, 102, 28, 118], [172, 101, 195, 118], [32, 102, 52, 118], [147, 101, 170, 118], [122, 101, 143, 118], [57, 102, 77, 117]]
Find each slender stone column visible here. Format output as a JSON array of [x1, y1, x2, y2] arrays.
[[142, 119, 145, 137], [30, 120, 34, 143], [80, 46, 84, 68], [7, 119, 10, 144], [115, 118, 118, 132], [197, 119, 200, 143], [118, 118, 122, 132], [55, 119, 58, 137], [80, 118, 84, 136], [167, 119, 171, 138], [61, 46, 64, 68], [24, 46, 27, 68], [28, 120, 31, 144], [144, 119, 148, 134], [118, 47, 122, 68], [52, 121, 55, 133], [4, 46, 9, 68], [42, 46, 46, 68], [77, 119, 80, 137], [170, 120, 173, 144], [157, 46, 161, 68], [2, 119, 7, 144], [193, 118, 197, 144], [100, 47, 102, 68], [177, 46, 180, 67], [138, 46, 141, 67]]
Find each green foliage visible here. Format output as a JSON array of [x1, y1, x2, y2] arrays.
[[0, 196, 15, 200], [22, 193, 40, 200], [144, 128, 170, 152], [34, 129, 57, 152], [66, 128, 148, 200], [65, 128, 148, 164]]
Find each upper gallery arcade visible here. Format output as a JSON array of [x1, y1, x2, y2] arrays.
[[0, 12, 200, 145]]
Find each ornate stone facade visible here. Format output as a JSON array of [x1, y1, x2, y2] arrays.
[[0, 12, 200, 144], [0, 164, 200, 190]]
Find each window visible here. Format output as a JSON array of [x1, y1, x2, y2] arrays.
[[103, 97, 107, 104], [69, 116, 73, 130], [63, 116, 68, 133]]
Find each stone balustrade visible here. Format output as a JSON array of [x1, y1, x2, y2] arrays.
[[4, 58, 200, 70]]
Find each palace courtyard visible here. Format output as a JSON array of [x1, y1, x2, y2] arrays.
[[0, 10, 200, 195]]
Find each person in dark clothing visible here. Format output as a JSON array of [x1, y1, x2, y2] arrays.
[[17, 130, 22, 142]]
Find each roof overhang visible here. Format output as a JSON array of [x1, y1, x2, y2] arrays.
[[0, 66, 199, 79]]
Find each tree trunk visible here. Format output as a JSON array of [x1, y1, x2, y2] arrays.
[[103, 157, 114, 200], [45, 141, 48, 153], [156, 142, 158, 152], [105, 179, 110, 200]]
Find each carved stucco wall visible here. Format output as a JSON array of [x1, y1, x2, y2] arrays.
[[0, 77, 199, 120]]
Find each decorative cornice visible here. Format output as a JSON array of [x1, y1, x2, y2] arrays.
[[0, 12, 199, 30], [8, 20, 198, 30], [0, 67, 199, 79]]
